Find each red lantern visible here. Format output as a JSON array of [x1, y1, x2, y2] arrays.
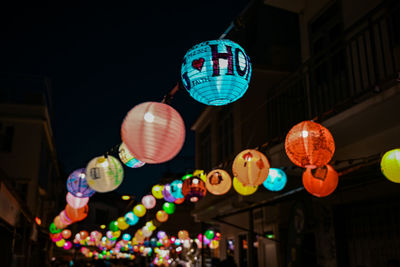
[[121, 102, 185, 164], [79, 230, 89, 240], [181, 176, 207, 202], [61, 229, 72, 239], [285, 121, 335, 168], [65, 204, 89, 222], [302, 165, 338, 197]]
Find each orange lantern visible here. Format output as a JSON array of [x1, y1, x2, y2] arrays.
[[302, 165, 338, 197], [181, 176, 207, 202], [156, 210, 169, 223], [178, 230, 189, 240], [232, 149, 270, 186], [174, 198, 185, 205], [285, 121, 335, 168], [206, 169, 232, 195], [79, 230, 89, 240], [61, 229, 72, 239], [65, 204, 89, 222], [54, 216, 67, 230]]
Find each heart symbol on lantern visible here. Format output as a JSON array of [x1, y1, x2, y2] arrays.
[[192, 58, 205, 71]]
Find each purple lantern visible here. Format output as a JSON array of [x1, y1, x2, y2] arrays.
[[66, 168, 95, 198], [162, 184, 176, 202]]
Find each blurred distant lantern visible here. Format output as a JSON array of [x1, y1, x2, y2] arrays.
[[109, 221, 119, 232], [133, 204, 147, 217], [163, 238, 171, 247], [181, 176, 207, 202], [63, 240, 72, 250], [121, 102, 185, 164], [285, 121, 335, 168], [210, 240, 219, 249], [174, 198, 185, 205], [90, 231, 102, 241], [162, 184, 177, 202], [65, 204, 89, 222], [118, 142, 145, 168], [142, 226, 153, 238], [125, 211, 139, 226], [135, 230, 145, 243], [170, 180, 184, 199], [66, 192, 89, 209], [232, 149, 270, 186], [381, 148, 400, 183], [56, 239, 66, 247], [66, 168, 95, 198], [61, 229, 72, 239], [121, 195, 130, 200], [50, 232, 62, 242], [232, 177, 258, 196], [142, 195, 157, 209], [157, 231, 166, 240], [35, 217, 41, 225], [178, 230, 189, 240], [192, 170, 207, 182], [206, 169, 232, 195], [123, 233, 131, 241], [146, 221, 157, 231], [181, 39, 251, 106], [152, 184, 164, 199], [54, 216, 67, 230], [117, 217, 129, 230], [204, 230, 215, 240], [86, 156, 124, 193], [263, 168, 287, 192], [106, 231, 114, 240], [162, 202, 176, 215], [59, 210, 73, 226], [100, 224, 106, 229], [156, 210, 169, 223], [302, 165, 339, 197], [182, 173, 193, 181], [79, 231, 89, 240], [112, 230, 121, 239]]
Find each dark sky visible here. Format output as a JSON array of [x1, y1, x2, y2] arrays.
[[0, 1, 249, 197]]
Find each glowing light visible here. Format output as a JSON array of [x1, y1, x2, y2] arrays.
[[144, 112, 155, 122], [122, 195, 130, 200], [100, 224, 106, 229], [35, 217, 41, 225]]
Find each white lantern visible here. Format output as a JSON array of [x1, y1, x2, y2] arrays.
[[86, 155, 124, 192]]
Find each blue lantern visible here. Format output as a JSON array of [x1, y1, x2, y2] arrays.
[[122, 233, 131, 241], [263, 168, 287, 191], [124, 211, 139, 226], [181, 39, 252, 106], [170, 180, 184, 199]]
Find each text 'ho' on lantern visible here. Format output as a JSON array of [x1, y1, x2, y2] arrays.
[[380, 148, 400, 183], [232, 149, 270, 186], [263, 168, 287, 192], [302, 165, 338, 197], [66, 168, 95, 198], [181, 39, 251, 106], [206, 169, 232, 195], [86, 155, 124, 193], [118, 142, 145, 168], [121, 102, 185, 164], [232, 177, 258, 196], [285, 120, 335, 168], [181, 176, 207, 202]]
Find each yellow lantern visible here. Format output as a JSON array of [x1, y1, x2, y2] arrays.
[[193, 170, 207, 182], [117, 217, 130, 230], [178, 230, 189, 240], [146, 221, 157, 231], [232, 149, 270, 186], [381, 148, 400, 183], [152, 184, 164, 199], [206, 169, 232, 195], [210, 240, 219, 249], [233, 177, 258, 196], [133, 204, 147, 217], [56, 239, 66, 247], [112, 230, 121, 238]]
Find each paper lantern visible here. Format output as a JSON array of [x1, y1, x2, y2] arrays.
[[206, 169, 232, 195], [170, 180, 184, 199], [59, 210, 73, 226], [285, 121, 335, 168], [125, 211, 139, 226], [233, 177, 258, 196], [163, 202, 175, 215], [109, 221, 119, 232], [133, 204, 147, 217], [50, 232, 62, 242], [117, 217, 129, 230], [112, 230, 121, 239], [142, 195, 157, 209], [66, 168, 95, 198], [263, 168, 287, 191], [181, 39, 251, 106], [157, 231, 166, 240], [146, 221, 157, 231], [86, 156, 124, 193], [121, 102, 185, 164], [174, 198, 185, 205], [63, 241, 72, 250], [381, 148, 400, 183], [66, 192, 89, 209], [162, 184, 176, 202], [302, 165, 338, 197], [118, 142, 145, 168], [56, 239, 66, 247], [65, 204, 88, 222], [61, 229, 72, 239], [178, 230, 189, 240], [192, 170, 207, 182], [152, 185, 164, 199], [181, 176, 207, 202], [90, 231, 102, 241], [156, 210, 168, 223], [210, 240, 219, 249], [232, 149, 270, 186], [123, 233, 131, 241], [54, 216, 67, 230], [79, 231, 89, 240], [204, 230, 215, 240]]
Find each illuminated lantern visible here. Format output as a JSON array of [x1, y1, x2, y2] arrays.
[[182, 173, 193, 180], [285, 121, 335, 168], [59, 211, 73, 226], [106, 231, 114, 240], [118, 142, 145, 168], [193, 170, 207, 182], [178, 230, 189, 240], [90, 231, 102, 241], [121, 102, 185, 164], [142, 195, 157, 209], [133, 204, 147, 217], [54, 216, 67, 230], [210, 240, 219, 249], [302, 165, 339, 197], [135, 230, 145, 243], [156, 210, 168, 223], [146, 221, 157, 231], [66, 192, 89, 209], [162, 184, 176, 202], [174, 198, 185, 205], [152, 185, 164, 199], [206, 169, 232, 195], [61, 229, 72, 239], [157, 231, 166, 240], [109, 221, 119, 232], [122, 233, 131, 241], [232, 149, 270, 186], [204, 230, 215, 240], [86, 156, 124, 193], [125, 211, 139, 226], [56, 239, 66, 247], [170, 180, 184, 199], [263, 168, 287, 192], [233, 177, 258, 196], [66, 168, 95, 198], [181, 176, 207, 202], [163, 202, 175, 215], [381, 148, 400, 183], [65, 204, 89, 222], [63, 241, 73, 250], [112, 230, 121, 239], [117, 217, 129, 230], [181, 39, 251, 106], [163, 239, 171, 247], [50, 232, 62, 242], [79, 231, 89, 240]]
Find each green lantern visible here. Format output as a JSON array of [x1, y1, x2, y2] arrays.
[[205, 229, 215, 240], [49, 222, 62, 234], [109, 221, 119, 232], [163, 202, 176, 215]]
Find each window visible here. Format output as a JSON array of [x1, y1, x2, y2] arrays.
[[199, 125, 212, 171], [0, 122, 14, 152]]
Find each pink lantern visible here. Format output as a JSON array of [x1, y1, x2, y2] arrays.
[[121, 102, 185, 164], [66, 192, 89, 209], [142, 195, 156, 209], [63, 241, 72, 250]]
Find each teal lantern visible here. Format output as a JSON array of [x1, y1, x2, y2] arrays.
[[124, 212, 139, 226], [181, 39, 251, 106], [170, 180, 184, 199], [163, 202, 176, 215], [263, 168, 287, 191]]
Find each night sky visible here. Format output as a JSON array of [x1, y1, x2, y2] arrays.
[[0, 1, 249, 197]]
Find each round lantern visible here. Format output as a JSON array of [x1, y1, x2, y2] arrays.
[[118, 142, 145, 168], [178, 230, 189, 240], [210, 240, 219, 249], [263, 168, 287, 191], [170, 180, 184, 199], [121, 102, 186, 164], [204, 230, 215, 240], [86, 155, 124, 193], [163, 202, 176, 215], [381, 148, 400, 183], [162, 184, 176, 202], [302, 165, 339, 197], [56, 239, 66, 247], [61, 229, 72, 239], [232, 149, 270, 186], [285, 121, 335, 168], [233, 177, 258, 196], [50, 232, 62, 242], [59, 210, 73, 226], [63, 241, 72, 250], [174, 198, 185, 205], [109, 221, 119, 232], [142, 195, 157, 209], [152, 185, 164, 199], [193, 170, 207, 182], [157, 231, 166, 240], [117, 217, 129, 230], [66, 192, 89, 209], [206, 169, 232, 195], [54, 216, 67, 230], [66, 168, 95, 198], [181, 39, 252, 106], [65, 204, 89, 222], [125, 211, 139, 226], [112, 230, 121, 239], [123, 233, 131, 241], [156, 210, 168, 223], [133, 204, 147, 217], [181, 176, 207, 202]]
